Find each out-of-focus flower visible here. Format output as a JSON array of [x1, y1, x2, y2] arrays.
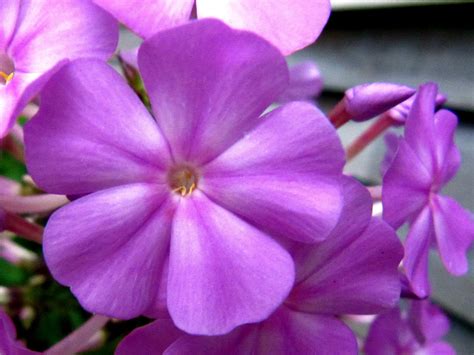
[[25, 20, 345, 335], [0, 208, 5, 232], [365, 300, 455, 355], [116, 178, 403, 354], [277, 60, 323, 103], [93, 0, 330, 55], [382, 83, 474, 297], [0, 0, 118, 137], [1, 308, 38, 354]]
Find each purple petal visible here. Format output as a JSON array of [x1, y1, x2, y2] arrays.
[[138, 19, 289, 165], [292, 176, 373, 282], [93, 0, 194, 39], [0, 67, 63, 137], [0, 177, 20, 196], [288, 218, 403, 315], [197, 0, 331, 55], [382, 140, 432, 229], [0, 308, 38, 355], [120, 46, 139, 69], [277, 60, 323, 102], [169, 307, 357, 354], [432, 195, 474, 275], [254, 307, 358, 354], [9, 0, 118, 72], [116, 319, 183, 355], [344, 82, 415, 121], [168, 191, 294, 335], [25, 59, 171, 195], [433, 109, 460, 185], [0, 208, 5, 232], [403, 82, 439, 175], [421, 341, 456, 355], [365, 307, 417, 355], [388, 91, 447, 124], [380, 131, 401, 178], [44, 183, 173, 319], [202, 102, 344, 243], [0, 0, 20, 49], [408, 300, 450, 344], [403, 207, 433, 298]]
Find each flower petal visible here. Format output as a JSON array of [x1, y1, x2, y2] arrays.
[[382, 140, 432, 229], [0, 0, 20, 49], [9, 0, 118, 72], [408, 300, 450, 344], [403, 82, 439, 175], [138, 19, 289, 165], [0, 68, 61, 137], [344, 82, 415, 121], [44, 183, 173, 319], [168, 307, 357, 354], [201, 102, 344, 243], [116, 319, 183, 355], [380, 131, 401, 178], [288, 218, 403, 315], [25, 59, 171, 195], [277, 60, 323, 102], [403, 207, 433, 298], [168, 191, 294, 335], [197, 0, 331, 55], [433, 109, 460, 185], [93, 0, 194, 39], [432, 195, 474, 275]]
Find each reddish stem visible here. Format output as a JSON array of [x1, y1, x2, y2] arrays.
[[4, 212, 43, 244], [328, 99, 352, 128], [346, 114, 394, 161]]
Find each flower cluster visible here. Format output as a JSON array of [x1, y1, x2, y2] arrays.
[[0, 0, 472, 354]]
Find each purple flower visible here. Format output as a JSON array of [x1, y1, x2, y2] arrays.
[[277, 60, 323, 103], [25, 20, 345, 335], [0, 0, 118, 137], [382, 83, 474, 297], [116, 177, 403, 354], [93, 0, 330, 55], [365, 300, 455, 355], [1, 308, 38, 354]]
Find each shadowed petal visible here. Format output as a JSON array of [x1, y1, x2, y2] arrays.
[[432, 195, 474, 275], [422, 342, 456, 355], [139, 19, 289, 165], [408, 300, 450, 344], [382, 140, 432, 229], [9, 0, 118, 72], [93, 0, 194, 39], [202, 102, 344, 244], [168, 307, 357, 354], [403, 207, 433, 298], [197, 0, 331, 55], [433, 110, 460, 185], [168, 191, 294, 335], [288, 218, 403, 315], [116, 319, 183, 355], [278, 60, 323, 102], [380, 131, 401, 178], [44, 183, 174, 319], [25, 59, 171, 195], [292, 177, 372, 282]]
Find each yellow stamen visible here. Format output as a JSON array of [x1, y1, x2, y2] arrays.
[[0, 71, 14, 84]]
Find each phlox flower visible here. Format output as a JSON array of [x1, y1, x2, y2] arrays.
[[115, 178, 403, 354], [93, 0, 330, 55], [1, 308, 38, 354], [365, 300, 455, 355], [25, 20, 345, 335], [382, 83, 474, 297], [0, 0, 118, 137]]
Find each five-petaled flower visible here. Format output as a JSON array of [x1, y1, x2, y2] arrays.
[[25, 19, 345, 335]]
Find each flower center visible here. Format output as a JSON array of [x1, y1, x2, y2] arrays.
[[167, 165, 199, 197], [0, 53, 15, 86]]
